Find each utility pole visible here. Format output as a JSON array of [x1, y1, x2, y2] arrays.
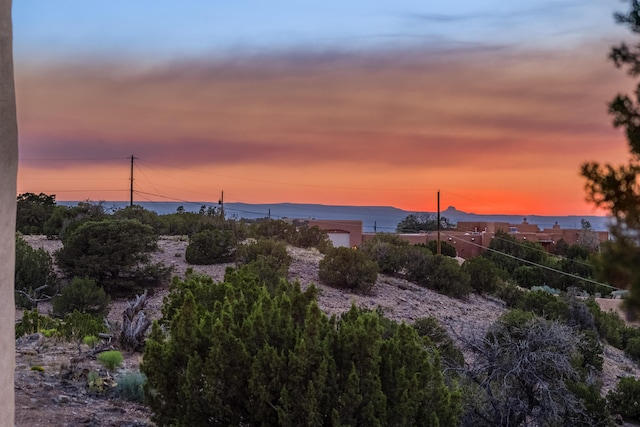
[[437, 190, 441, 255], [130, 155, 135, 207]]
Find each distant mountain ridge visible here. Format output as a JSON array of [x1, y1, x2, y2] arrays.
[[61, 201, 611, 233]]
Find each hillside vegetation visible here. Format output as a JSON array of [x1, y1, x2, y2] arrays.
[[12, 195, 640, 425]]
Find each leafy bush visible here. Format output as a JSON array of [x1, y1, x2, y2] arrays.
[[248, 219, 294, 240], [142, 273, 461, 426], [412, 317, 464, 367], [236, 238, 290, 269], [493, 281, 525, 307], [239, 257, 287, 293], [43, 201, 107, 239], [57, 310, 108, 342], [56, 218, 170, 296], [185, 228, 237, 264], [15, 309, 60, 339], [290, 225, 331, 251], [462, 256, 499, 294], [360, 234, 409, 274], [424, 240, 457, 257], [16, 192, 57, 234], [517, 290, 570, 322], [563, 289, 596, 331], [87, 371, 107, 393], [430, 256, 472, 298], [408, 253, 472, 298], [607, 377, 640, 421], [624, 336, 640, 362], [114, 372, 146, 403], [14, 234, 58, 309], [247, 219, 330, 251], [396, 213, 454, 232], [576, 329, 604, 373], [52, 276, 110, 317], [97, 350, 124, 371], [318, 246, 378, 293], [586, 298, 626, 348], [513, 265, 546, 289], [83, 335, 99, 348], [112, 205, 162, 231], [404, 245, 434, 283]]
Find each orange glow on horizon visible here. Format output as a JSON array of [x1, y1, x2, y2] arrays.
[[15, 43, 633, 217]]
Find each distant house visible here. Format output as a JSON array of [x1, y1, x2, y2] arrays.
[[304, 218, 608, 259]]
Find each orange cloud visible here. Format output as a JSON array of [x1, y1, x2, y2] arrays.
[[15, 43, 633, 215]]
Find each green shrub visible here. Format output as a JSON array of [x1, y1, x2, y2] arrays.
[[52, 276, 110, 317], [16, 192, 57, 235], [318, 246, 378, 293], [239, 257, 287, 293], [248, 219, 294, 240], [56, 218, 170, 296], [567, 380, 611, 425], [513, 265, 546, 289], [291, 225, 331, 252], [185, 229, 237, 264], [14, 234, 58, 309], [97, 350, 124, 371], [563, 289, 597, 331], [517, 290, 570, 321], [360, 234, 409, 275], [576, 329, 604, 373], [142, 273, 461, 426], [413, 317, 464, 367], [56, 311, 107, 342], [404, 245, 433, 284], [489, 309, 537, 343], [408, 254, 471, 298], [112, 205, 161, 230], [493, 282, 525, 307], [235, 238, 290, 269], [87, 371, 107, 393], [608, 377, 640, 421], [625, 336, 640, 362], [424, 240, 457, 257], [462, 257, 499, 294], [115, 371, 146, 403], [586, 298, 626, 348], [83, 335, 99, 348], [43, 201, 107, 239], [15, 310, 60, 339]]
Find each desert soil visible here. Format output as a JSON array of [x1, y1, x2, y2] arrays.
[[14, 235, 640, 426]]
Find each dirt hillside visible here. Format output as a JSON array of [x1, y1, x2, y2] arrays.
[[14, 236, 640, 426]]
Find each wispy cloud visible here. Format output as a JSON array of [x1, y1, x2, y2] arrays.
[[15, 40, 631, 213]]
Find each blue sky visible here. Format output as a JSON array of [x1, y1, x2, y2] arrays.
[[13, 1, 626, 60]]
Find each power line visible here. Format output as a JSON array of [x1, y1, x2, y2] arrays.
[[441, 232, 621, 291], [20, 157, 129, 161]]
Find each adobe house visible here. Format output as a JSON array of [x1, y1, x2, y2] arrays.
[[302, 217, 608, 258], [307, 219, 363, 248]]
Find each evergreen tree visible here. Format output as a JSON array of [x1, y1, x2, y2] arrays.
[[142, 271, 461, 426], [582, 0, 640, 314]]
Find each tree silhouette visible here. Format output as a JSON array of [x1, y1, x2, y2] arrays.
[[582, 0, 640, 314]]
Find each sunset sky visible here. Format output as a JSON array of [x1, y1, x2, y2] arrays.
[[12, 1, 636, 215]]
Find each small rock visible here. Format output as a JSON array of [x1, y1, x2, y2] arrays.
[[55, 394, 70, 404]]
